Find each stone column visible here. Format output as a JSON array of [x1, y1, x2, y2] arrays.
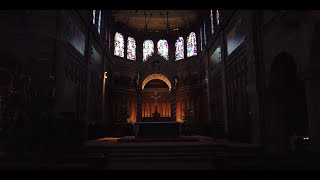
[[136, 88, 142, 122], [243, 10, 264, 145], [220, 29, 229, 137], [171, 89, 177, 121], [204, 46, 212, 136]]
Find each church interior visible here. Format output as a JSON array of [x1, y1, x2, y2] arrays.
[[0, 10, 320, 170]]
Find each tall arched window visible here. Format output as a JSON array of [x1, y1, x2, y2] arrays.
[[92, 10, 96, 24], [114, 32, 124, 57], [143, 40, 154, 62], [210, 10, 214, 34], [98, 10, 102, 34], [93, 10, 102, 34], [157, 39, 169, 60], [127, 37, 136, 60], [187, 32, 197, 57], [175, 37, 184, 61], [200, 27, 203, 51], [216, 10, 220, 25]]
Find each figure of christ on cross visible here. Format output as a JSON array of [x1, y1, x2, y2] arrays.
[[149, 89, 162, 113]]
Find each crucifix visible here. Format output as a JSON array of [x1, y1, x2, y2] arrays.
[[149, 89, 162, 112]]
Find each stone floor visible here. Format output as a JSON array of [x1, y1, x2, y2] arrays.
[[0, 135, 319, 170], [84, 135, 260, 170]]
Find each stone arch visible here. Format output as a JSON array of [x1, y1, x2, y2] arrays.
[[141, 74, 172, 90], [267, 52, 309, 152]]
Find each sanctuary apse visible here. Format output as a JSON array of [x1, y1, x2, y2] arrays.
[[1, 10, 320, 169]]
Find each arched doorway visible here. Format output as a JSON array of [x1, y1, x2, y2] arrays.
[[267, 52, 309, 152]]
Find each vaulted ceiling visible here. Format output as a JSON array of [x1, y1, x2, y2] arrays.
[[111, 10, 205, 32]]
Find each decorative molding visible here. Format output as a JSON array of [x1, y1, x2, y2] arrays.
[[142, 74, 172, 90]]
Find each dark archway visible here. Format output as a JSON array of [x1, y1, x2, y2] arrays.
[[267, 52, 309, 152]]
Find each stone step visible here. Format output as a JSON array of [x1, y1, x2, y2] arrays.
[[110, 156, 214, 162], [109, 161, 213, 170], [88, 143, 221, 150], [99, 146, 219, 153], [109, 151, 215, 159]]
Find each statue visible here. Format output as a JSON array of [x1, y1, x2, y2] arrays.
[[118, 102, 131, 124]]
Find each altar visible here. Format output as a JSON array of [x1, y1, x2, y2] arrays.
[[134, 84, 180, 138], [133, 121, 181, 138]]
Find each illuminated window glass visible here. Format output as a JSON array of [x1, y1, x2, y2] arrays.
[[226, 18, 245, 55], [187, 32, 197, 57], [98, 10, 102, 34], [175, 37, 184, 61], [114, 32, 124, 57], [93, 10, 96, 24], [127, 37, 136, 60], [143, 40, 154, 62], [157, 39, 169, 60], [216, 10, 220, 25], [210, 10, 214, 34]]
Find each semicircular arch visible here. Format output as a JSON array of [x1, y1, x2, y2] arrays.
[[141, 74, 171, 90]]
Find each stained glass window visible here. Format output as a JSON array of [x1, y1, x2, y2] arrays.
[[187, 32, 197, 57], [216, 10, 220, 25], [143, 40, 154, 62], [204, 22, 207, 46], [210, 10, 214, 34], [127, 37, 136, 60], [114, 32, 124, 57], [93, 10, 96, 24], [175, 37, 184, 61], [227, 18, 245, 55], [157, 39, 169, 60], [98, 10, 102, 34], [200, 27, 203, 51]]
